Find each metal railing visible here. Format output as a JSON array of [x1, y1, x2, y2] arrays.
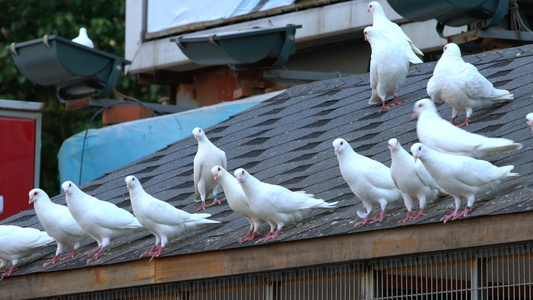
[[59, 242, 533, 299]]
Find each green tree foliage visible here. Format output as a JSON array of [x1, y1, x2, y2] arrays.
[[0, 1, 163, 195]]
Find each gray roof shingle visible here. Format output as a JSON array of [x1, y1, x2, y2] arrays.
[[2, 44, 533, 277]]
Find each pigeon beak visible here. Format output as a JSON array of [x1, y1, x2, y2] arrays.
[[28, 197, 33, 204], [411, 111, 418, 118], [127, 182, 131, 188], [413, 154, 418, 162], [334, 148, 339, 155], [213, 173, 218, 180], [237, 177, 241, 184]]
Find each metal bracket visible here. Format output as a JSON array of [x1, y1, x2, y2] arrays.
[[43, 35, 50, 48], [10, 42, 18, 56], [208, 34, 219, 47]]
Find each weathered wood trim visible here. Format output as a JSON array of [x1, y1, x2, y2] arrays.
[[4, 212, 533, 299]]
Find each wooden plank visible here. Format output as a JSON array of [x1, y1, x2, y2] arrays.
[[3, 211, 533, 299], [2, 259, 155, 300]]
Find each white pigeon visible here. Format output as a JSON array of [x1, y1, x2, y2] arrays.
[[61, 181, 144, 263], [211, 166, 264, 243], [125, 175, 220, 260], [0, 225, 55, 280], [388, 138, 443, 222], [427, 43, 514, 127], [193, 127, 228, 210], [526, 113, 533, 132], [29, 188, 88, 266], [71, 27, 94, 48], [413, 98, 522, 159], [234, 168, 337, 244], [367, 1, 423, 64], [364, 26, 410, 113], [411, 143, 518, 223], [333, 138, 402, 226]]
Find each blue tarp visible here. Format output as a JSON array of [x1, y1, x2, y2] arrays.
[[58, 94, 278, 189]]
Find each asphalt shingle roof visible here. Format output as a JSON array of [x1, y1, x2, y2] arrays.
[[2, 44, 533, 278]]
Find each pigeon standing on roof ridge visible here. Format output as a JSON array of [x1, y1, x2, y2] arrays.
[[367, 1, 423, 64], [72, 27, 94, 48], [413, 98, 522, 159], [29, 188, 88, 266], [193, 127, 228, 211], [364, 26, 410, 113], [125, 175, 220, 261], [211, 166, 265, 243], [427, 43, 514, 127], [411, 143, 518, 223], [0, 225, 55, 280], [387, 138, 444, 223], [333, 138, 402, 226], [526, 113, 533, 132], [234, 168, 337, 244], [61, 181, 145, 263]]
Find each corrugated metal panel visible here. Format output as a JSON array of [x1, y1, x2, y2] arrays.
[[53, 243, 533, 299]]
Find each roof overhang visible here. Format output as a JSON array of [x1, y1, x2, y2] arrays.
[[3, 211, 533, 298]]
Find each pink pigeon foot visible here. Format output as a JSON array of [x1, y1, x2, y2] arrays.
[[389, 96, 406, 107], [378, 102, 390, 113], [140, 245, 158, 257], [87, 248, 106, 263], [411, 209, 426, 220], [0, 265, 17, 281], [86, 245, 103, 256], [440, 209, 457, 223], [206, 196, 226, 207], [371, 210, 391, 223], [61, 249, 79, 261], [398, 211, 413, 223], [456, 117, 471, 128], [44, 255, 60, 267], [150, 247, 166, 261], [453, 207, 472, 220], [239, 230, 260, 243], [354, 214, 373, 226], [197, 201, 209, 211], [255, 229, 282, 244]]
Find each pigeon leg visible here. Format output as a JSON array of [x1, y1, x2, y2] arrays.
[[456, 117, 471, 128], [440, 209, 457, 223], [255, 231, 275, 244], [378, 101, 389, 113], [389, 95, 407, 106], [453, 207, 472, 220], [206, 195, 226, 207], [61, 249, 79, 261], [197, 200, 209, 211], [86, 245, 103, 256], [239, 230, 255, 243], [140, 245, 158, 257], [371, 209, 391, 223], [398, 211, 413, 223], [354, 214, 373, 226], [0, 265, 17, 281], [43, 255, 60, 267], [411, 209, 426, 220], [87, 248, 106, 263], [150, 247, 166, 261]]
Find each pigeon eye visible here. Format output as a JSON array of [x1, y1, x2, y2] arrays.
[[34, 191, 37, 196], [132, 178, 135, 181], [69, 183, 72, 187], [241, 170, 244, 175], [218, 167, 221, 171], [340, 141, 344, 145]]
